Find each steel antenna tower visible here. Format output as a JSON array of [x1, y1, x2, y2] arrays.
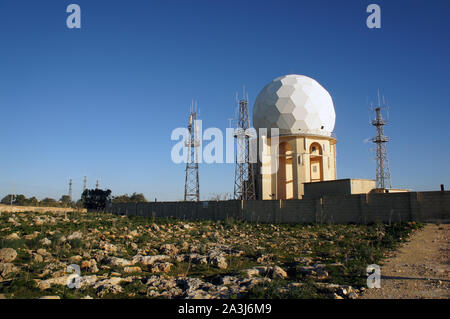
[[69, 178, 73, 201], [371, 91, 392, 189], [184, 102, 200, 201], [83, 176, 87, 192], [233, 88, 256, 200], [96, 180, 99, 189]]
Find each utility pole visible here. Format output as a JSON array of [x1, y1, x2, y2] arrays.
[[10, 184, 14, 205], [184, 102, 200, 201], [69, 178, 73, 201]]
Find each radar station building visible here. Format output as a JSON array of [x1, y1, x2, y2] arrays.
[[253, 74, 375, 200]]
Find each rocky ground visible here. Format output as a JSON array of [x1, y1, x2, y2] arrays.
[[0, 210, 422, 299]]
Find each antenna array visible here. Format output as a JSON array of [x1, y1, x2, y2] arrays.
[[371, 91, 392, 189], [184, 101, 200, 201], [233, 88, 256, 200]]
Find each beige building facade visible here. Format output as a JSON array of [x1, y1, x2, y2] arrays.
[[257, 134, 337, 200]]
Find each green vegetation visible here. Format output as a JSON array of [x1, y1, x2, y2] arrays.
[[0, 209, 422, 299]]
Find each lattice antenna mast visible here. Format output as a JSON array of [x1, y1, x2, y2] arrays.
[[96, 180, 99, 189], [83, 176, 87, 192], [68, 178, 73, 201], [184, 101, 200, 201], [371, 90, 392, 189], [233, 87, 256, 200]]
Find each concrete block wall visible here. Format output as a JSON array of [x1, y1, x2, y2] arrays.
[[106, 191, 450, 224]]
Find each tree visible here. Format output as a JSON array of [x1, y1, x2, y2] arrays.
[[1, 194, 14, 205], [40, 198, 58, 207], [129, 193, 147, 203], [81, 189, 112, 211], [13, 194, 27, 206], [60, 195, 73, 207], [112, 193, 147, 203], [75, 199, 84, 209], [112, 194, 131, 204], [26, 196, 39, 206]]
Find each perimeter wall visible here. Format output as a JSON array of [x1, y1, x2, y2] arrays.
[[106, 191, 450, 224]]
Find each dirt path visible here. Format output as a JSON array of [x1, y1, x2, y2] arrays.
[[360, 224, 449, 299]]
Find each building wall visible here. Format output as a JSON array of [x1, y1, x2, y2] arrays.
[[303, 179, 375, 199], [258, 135, 337, 200], [107, 191, 450, 224], [350, 179, 376, 194]]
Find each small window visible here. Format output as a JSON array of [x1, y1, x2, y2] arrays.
[[312, 146, 316, 152], [313, 166, 317, 173]]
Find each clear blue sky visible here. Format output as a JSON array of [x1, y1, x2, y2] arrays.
[[0, 0, 449, 201]]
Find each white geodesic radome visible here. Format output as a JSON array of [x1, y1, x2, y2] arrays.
[[253, 74, 336, 137]]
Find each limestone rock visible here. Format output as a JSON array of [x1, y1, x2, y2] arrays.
[[24, 232, 39, 240], [150, 224, 160, 232], [69, 255, 83, 264], [36, 276, 71, 290], [67, 231, 83, 240], [185, 253, 208, 265], [149, 262, 172, 273], [0, 248, 17, 263], [6, 233, 20, 240], [124, 266, 142, 273], [37, 248, 50, 256], [81, 259, 99, 273], [104, 257, 131, 267], [132, 254, 170, 266], [0, 263, 18, 277], [211, 256, 228, 269], [33, 253, 44, 263], [40, 238, 52, 246], [160, 244, 178, 256], [99, 242, 117, 254], [272, 266, 288, 279]]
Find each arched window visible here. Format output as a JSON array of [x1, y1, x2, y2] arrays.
[[309, 142, 323, 182]]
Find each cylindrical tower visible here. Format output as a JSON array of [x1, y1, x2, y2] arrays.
[[253, 74, 337, 199]]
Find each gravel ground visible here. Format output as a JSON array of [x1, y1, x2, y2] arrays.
[[360, 224, 449, 299]]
